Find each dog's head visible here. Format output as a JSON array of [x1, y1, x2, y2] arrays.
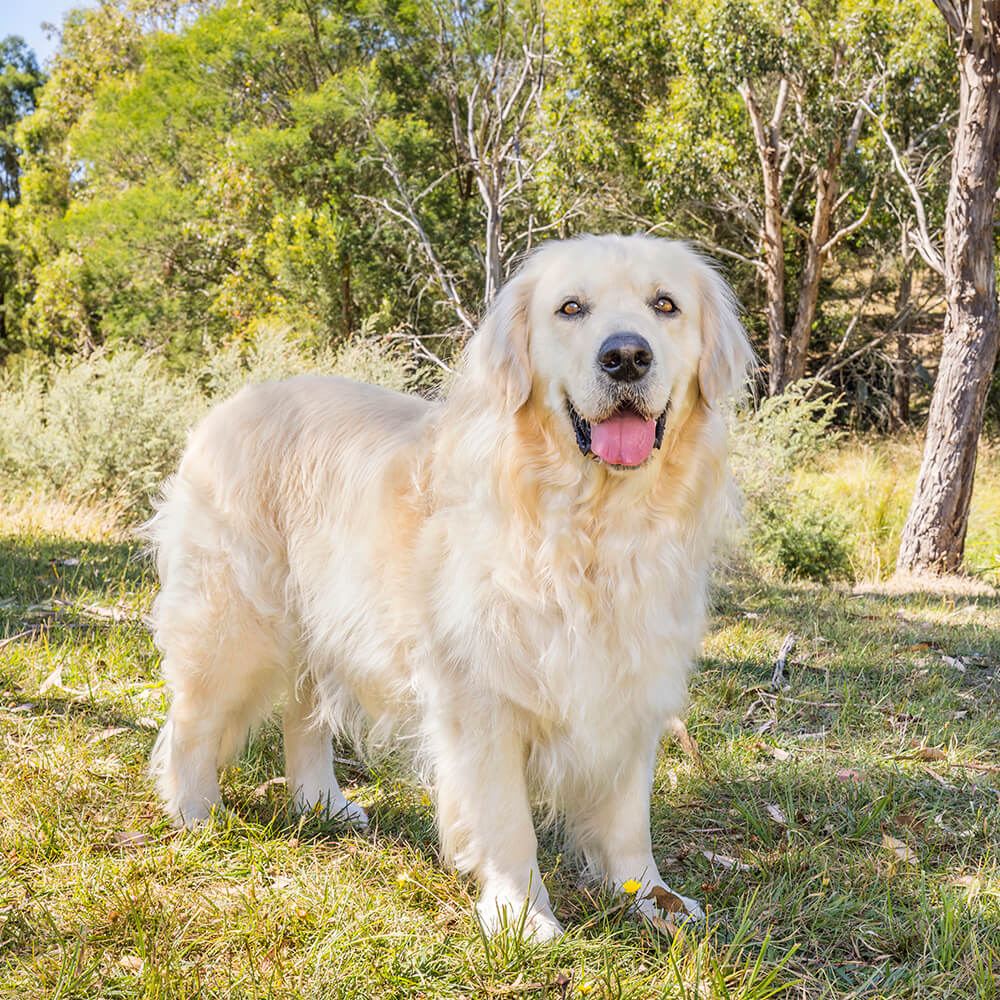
[[464, 234, 752, 471]]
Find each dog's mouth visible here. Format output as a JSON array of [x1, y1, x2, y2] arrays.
[[567, 399, 668, 468]]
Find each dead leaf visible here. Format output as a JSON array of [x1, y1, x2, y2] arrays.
[[894, 810, 925, 833], [941, 655, 966, 673], [949, 875, 981, 894], [644, 885, 684, 913], [91, 727, 129, 744], [38, 665, 64, 693], [899, 741, 946, 762], [835, 768, 862, 784], [882, 834, 918, 864], [765, 803, 788, 826], [253, 776, 287, 798], [118, 954, 144, 972], [670, 717, 702, 764]]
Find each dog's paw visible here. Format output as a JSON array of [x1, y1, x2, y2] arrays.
[[174, 801, 234, 831], [476, 893, 564, 942], [291, 789, 369, 831], [335, 798, 370, 831]]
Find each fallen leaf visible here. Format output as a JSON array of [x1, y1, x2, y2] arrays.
[[941, 655, 966, 673], [253, 776, 287, 798], [111, 831, 154, 850], [38, 666, 64, 694], [949, 875, 981, 894], [118, 954, 144, 972], [765, 803, 788, 826], [882, 834, 918, 864], [835, 768, 862, 784], [643, 885, 684, 913], [91, 727, 129, 744]]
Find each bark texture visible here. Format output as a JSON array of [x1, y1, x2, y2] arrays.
[[896, 2, 1000, 574]]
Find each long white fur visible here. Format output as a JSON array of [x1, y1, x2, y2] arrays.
[[146, 234, 752, 940]]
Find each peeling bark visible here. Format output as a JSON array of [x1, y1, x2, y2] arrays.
[[896, 2, 1000, 574]]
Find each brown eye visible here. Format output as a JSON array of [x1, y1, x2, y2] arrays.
[[558, 300, 583, 316], [654, 295, 677, 314]]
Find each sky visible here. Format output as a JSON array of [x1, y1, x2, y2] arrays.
[[2, 0, 94, 66]]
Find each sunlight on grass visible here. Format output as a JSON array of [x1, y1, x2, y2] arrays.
[[793, 438, 1000, 584], [1, 500, 999, 998]]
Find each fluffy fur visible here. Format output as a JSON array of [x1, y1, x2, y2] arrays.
[[146, 234, 752, 939]]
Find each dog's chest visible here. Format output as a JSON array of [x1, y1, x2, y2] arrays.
[[427, 505, 707, 726]]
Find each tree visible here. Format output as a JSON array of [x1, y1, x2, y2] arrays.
[[0, 37, 44, 206], [896, 0, 1000, 575]]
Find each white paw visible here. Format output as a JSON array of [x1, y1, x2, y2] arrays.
[[476, 893, 564, 942], [174, 800, 232, 830], [292, 789, 369, 831]]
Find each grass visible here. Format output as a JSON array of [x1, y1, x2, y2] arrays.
[[1, 503, 999, 999], [792, 437, 1000, 584]]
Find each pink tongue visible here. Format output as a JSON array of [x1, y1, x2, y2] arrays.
[[590, 411, 656, 466]]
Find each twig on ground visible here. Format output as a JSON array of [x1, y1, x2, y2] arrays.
[[771, 634, 797, 691]]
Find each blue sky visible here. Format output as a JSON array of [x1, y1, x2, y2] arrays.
[[3, 1, 93, 66]]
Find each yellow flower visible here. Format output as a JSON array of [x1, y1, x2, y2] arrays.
[[578, 982, 595, 995], [622, 879, 641, 895]]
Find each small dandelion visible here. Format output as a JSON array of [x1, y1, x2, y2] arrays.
[[577, 981, 595, 995], [622, 879, 641, 895]]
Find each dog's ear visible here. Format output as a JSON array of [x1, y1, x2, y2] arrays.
[[462, 270, 534, 413], [697, 264, 754, 407]]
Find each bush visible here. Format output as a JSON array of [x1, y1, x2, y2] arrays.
[[0, 327, 418, 522], [731, 382, 852, 582], [0, 349, 204, 520]]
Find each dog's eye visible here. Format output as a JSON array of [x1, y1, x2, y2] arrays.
[[653, 295, 677, 315], [558, 300, 583, 317]]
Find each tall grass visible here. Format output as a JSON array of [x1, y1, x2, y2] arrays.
[[795, 437, 1000, 584]]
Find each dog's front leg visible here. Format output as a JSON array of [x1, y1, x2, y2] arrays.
[[430, 713, 562, 942], [582, 744, 705, 929]]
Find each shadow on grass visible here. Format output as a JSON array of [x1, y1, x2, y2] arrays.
[[0, 531, 153, 620]]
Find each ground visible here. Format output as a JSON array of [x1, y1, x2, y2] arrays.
[[0, 505, 998, 999]]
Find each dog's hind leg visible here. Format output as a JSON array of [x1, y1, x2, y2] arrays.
[[283, 680, 368, 829]]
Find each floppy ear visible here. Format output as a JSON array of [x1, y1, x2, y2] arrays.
[[697, 263, 755, 407], [461, 269, 534, 414]]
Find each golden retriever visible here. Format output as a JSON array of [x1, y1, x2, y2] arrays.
[[147, 233, 751, 940]]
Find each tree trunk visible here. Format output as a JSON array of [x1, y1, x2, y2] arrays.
[[739, 79, 787, 395], [891, 233, 914, 428], [896, 4, 1000, 575], [786, 143, 842, 384]]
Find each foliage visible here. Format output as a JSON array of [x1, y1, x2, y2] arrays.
[[731, 384, 852, 581], [0, 328, 414, 520]]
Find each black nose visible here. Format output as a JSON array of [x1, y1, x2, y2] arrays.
[[597, 333, 653, 382]]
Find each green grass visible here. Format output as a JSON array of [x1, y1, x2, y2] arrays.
[[792, 437, 1000, 584], [1, 508, 999, 998]]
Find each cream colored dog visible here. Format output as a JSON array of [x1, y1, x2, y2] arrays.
[[147, 233, 752, 940]]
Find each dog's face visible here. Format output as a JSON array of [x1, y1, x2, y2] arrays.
[[467, 234, 751, 471], [527, 237, 711, 469]]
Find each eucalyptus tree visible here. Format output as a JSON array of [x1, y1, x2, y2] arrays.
[[896, 0, 1000, 575], [548, 0, 943, 396]]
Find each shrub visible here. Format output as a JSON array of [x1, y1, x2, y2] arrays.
[[731, 382, 852, 582], [0, 326, 419, 522], [0, 349, 204, 520]]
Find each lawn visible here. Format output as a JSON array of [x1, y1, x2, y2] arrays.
[[1, 504, 998, 999]]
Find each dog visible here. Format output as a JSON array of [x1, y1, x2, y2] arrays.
[[146, 233, 752, 940]]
